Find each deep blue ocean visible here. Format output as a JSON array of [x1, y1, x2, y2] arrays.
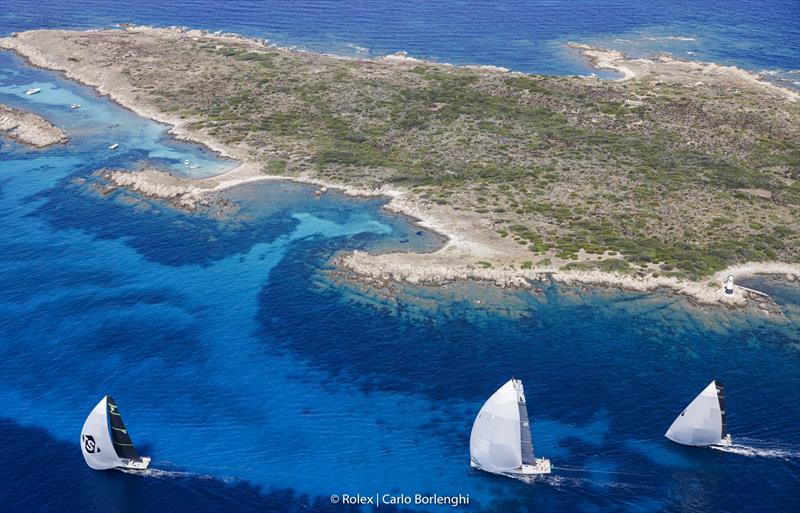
[[1, 2, 800, 512]]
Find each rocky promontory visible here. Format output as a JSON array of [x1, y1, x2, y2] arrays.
[[0, 104, 67, 148], [96, 168, 237, 214]]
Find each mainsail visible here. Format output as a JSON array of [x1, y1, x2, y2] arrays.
[[107, 396, 140, 461], [470, 379, 535, 473], [517, 382, 536, 466], [665, 380, 729, 446], [80, 395, 147, 470]]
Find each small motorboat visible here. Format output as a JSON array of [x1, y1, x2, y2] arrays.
[[25, 88, 41, 95], [108, 143, 119, 150], [70, 104, 82, 109]]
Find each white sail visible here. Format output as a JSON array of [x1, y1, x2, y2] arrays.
[[665, 380, 730, 446], [80, 395, 150, 470], [470, 379, 524, 472], [81, 396, 124, 470]]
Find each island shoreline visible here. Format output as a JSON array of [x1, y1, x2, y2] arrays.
[[2, 26, 798, 308]]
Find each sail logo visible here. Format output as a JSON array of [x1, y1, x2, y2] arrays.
[[83, 434, 100, 453]]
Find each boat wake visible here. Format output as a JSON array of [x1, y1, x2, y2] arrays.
[[711, 441, 800, 460], [551, 465, 653, 477], [118, 467, 216, 481], [537, 473, 650, 491]]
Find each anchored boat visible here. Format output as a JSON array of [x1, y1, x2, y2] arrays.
[[470, 378, 551, 480], [665, 380, 732, 447], [80, 395, 151, 470], [25, 88, 41, 95]]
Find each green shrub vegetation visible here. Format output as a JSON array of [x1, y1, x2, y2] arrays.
[[69, 29, 800, 278]]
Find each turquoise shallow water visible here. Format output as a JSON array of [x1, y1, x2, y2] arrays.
[[1, 5, 800, 513]]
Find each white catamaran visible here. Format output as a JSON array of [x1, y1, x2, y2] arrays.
[[80, 395, 151, 470], [470, 378, 551, 480], [665, 380, 732, 447]]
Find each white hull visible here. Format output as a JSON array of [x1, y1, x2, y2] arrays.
[[712, 435, 733, 448], [119, 456, 151, 470], [471, 457, 551, 480]]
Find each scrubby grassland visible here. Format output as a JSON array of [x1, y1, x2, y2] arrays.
[[5, 28, 799, 278]]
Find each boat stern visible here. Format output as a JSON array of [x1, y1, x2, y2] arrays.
[[519, 458, 551, 475], [120, 456, 151, 470]]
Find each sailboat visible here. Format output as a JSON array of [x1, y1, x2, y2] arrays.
[[470, 378, 551, 480], [665, 380, 732, 447], [80, 396, 151, 470]]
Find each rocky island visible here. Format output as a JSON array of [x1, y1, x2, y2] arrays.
[[1, 26, 798, 303], [0, 103, 67, 148]]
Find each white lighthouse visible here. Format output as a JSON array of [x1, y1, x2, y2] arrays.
[[724, 275, 734, 295]]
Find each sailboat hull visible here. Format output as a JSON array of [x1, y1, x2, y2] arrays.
[[471, 457, 551, 480], [119, 456, 151, 470], [711, 435, 733, 448]]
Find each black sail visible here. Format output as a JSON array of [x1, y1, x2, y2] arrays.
[[518, 393, 536, 465], [106, 396, 140, 460], [715, 380, 727, 439]]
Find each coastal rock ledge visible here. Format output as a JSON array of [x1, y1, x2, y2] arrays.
[[339, 250, 799, 308], [101, 169, 217, 210], [0, 104, 67, 148]]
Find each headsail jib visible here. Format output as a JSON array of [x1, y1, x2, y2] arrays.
[[665, 380, 731, 447], [81, 396, 123, 470], [470, 379, 523, 472]]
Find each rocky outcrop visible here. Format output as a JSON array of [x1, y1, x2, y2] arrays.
[[340, 250, 799, 307], [0, 104, 67, 148], [100, 169, 220, 211]]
